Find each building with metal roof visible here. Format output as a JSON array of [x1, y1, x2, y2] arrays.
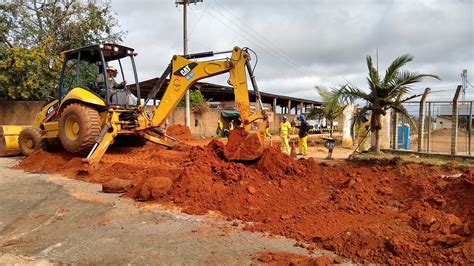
[[136, 78, 321, 114]]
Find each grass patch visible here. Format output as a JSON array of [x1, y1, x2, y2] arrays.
[[352, 150, 474, 167]]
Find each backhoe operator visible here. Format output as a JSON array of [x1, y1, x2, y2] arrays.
[[97, 65, 137, 105], [97, 65, 125, 90]]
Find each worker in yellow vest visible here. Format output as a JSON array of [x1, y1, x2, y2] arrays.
[[216, 119, 223, 136], [279, 116, 292, 155], [296, 114, 310, 156], [265, 120, 272, 138]]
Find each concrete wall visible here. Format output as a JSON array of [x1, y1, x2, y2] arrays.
[[0, 101, 45, 125], [169, 108, 296, 137], [168, 107, 221, 137], [436, 117, 452, 129], [272, 113, 296, 134], [171, 108, 284, 137], [0, 101, 278, 138], [0, 101, 224, 137]]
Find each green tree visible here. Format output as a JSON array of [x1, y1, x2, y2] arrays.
[[189, 89, 209, 114], [178, 89, 209, 114], [308, 85, 348, 137], [0, 46, 60, 100], [0, 0, 125, 100], [342, 54, 439, 152]]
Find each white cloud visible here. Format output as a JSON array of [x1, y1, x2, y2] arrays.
[[111, 0, 474, 101]]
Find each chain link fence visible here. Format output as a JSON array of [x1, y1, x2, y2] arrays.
[[390, 86, 473, 156]]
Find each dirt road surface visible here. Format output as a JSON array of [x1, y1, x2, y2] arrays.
[[4, 126, 473, 264], [0, 157, 339, 264]]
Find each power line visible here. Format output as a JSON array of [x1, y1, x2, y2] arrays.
[[413, 85, 459, 90], [199, 9, 268, 51], [197, 3, 321, 83], [188, 39, 213, 51], [188, 0, 212, 38], [208, 2, 321, 82], [210, 0, 316, 79], [467, 80, 473, 88]]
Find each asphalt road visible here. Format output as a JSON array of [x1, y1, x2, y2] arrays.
[[0, 157, 336, 264]]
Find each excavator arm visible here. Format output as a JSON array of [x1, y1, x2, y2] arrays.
[[147, 46, 266, 130], [85, 46, 268, 164]]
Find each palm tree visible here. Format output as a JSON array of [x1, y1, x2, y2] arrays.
[[342, 54, 439, 152], [308, 85, 348, 137]]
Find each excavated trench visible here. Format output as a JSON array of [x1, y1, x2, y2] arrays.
[[17, 125, 474, 264]]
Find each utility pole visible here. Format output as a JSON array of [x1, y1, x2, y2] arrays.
[[461, 69, 468, 100], [175, 0, 202, 127]]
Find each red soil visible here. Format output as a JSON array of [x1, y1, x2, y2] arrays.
[[16, 136, 474, 264], [166, 124, 194, 141], [223, 128, 263, 161]]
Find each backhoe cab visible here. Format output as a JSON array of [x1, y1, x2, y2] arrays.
[[58, 43, 140, 109], [2, 44, 140, 155], [7, 44, 268, 164]]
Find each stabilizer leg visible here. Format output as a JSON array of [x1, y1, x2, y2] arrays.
[[83, 123, 117, 164]]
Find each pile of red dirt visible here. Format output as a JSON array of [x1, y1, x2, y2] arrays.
[[16, 139, 474, 264], [166, 124, 194, 141], [223, 128, 263, 161]]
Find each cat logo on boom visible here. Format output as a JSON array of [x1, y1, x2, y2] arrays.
[[174, 62, 198, 80]]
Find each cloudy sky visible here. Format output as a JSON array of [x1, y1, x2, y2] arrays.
[[112, 0, 473, 102]]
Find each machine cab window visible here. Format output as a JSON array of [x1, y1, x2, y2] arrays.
[[60, 58, 100, 97], [58, 44, 140, 107]]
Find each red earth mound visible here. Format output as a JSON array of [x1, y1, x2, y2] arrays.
[[223, 128, 263, 161], [16, 139, 474, 264], [166, 124, 194, 141]]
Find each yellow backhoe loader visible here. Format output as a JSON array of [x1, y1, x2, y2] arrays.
[[0, 44, 268, 163]]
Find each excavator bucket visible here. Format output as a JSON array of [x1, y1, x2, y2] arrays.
[[223, 128, 264, 161], [0, 125, 30, 151]]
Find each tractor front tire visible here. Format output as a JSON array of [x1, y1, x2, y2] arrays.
[[59, 103, 101, 154], [19, 127, 44, 156]]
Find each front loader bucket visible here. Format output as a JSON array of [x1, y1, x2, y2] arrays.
[[224, 128, 264, 161], [0, 125, 30, 151]]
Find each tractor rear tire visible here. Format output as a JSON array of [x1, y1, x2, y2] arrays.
[[59, 103, 101, 154], [18, 127, 44, 156]]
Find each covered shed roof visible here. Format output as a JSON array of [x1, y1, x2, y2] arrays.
[[134, 78, 321, 109]]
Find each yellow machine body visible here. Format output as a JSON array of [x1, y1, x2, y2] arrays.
[[58, 88, 106, 111], [0, 99, 59, 152], [40, 88, 107, 139], [0, 125, 30, 151], [84, 46, 267, 164], [1, 45, 267, 164]]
